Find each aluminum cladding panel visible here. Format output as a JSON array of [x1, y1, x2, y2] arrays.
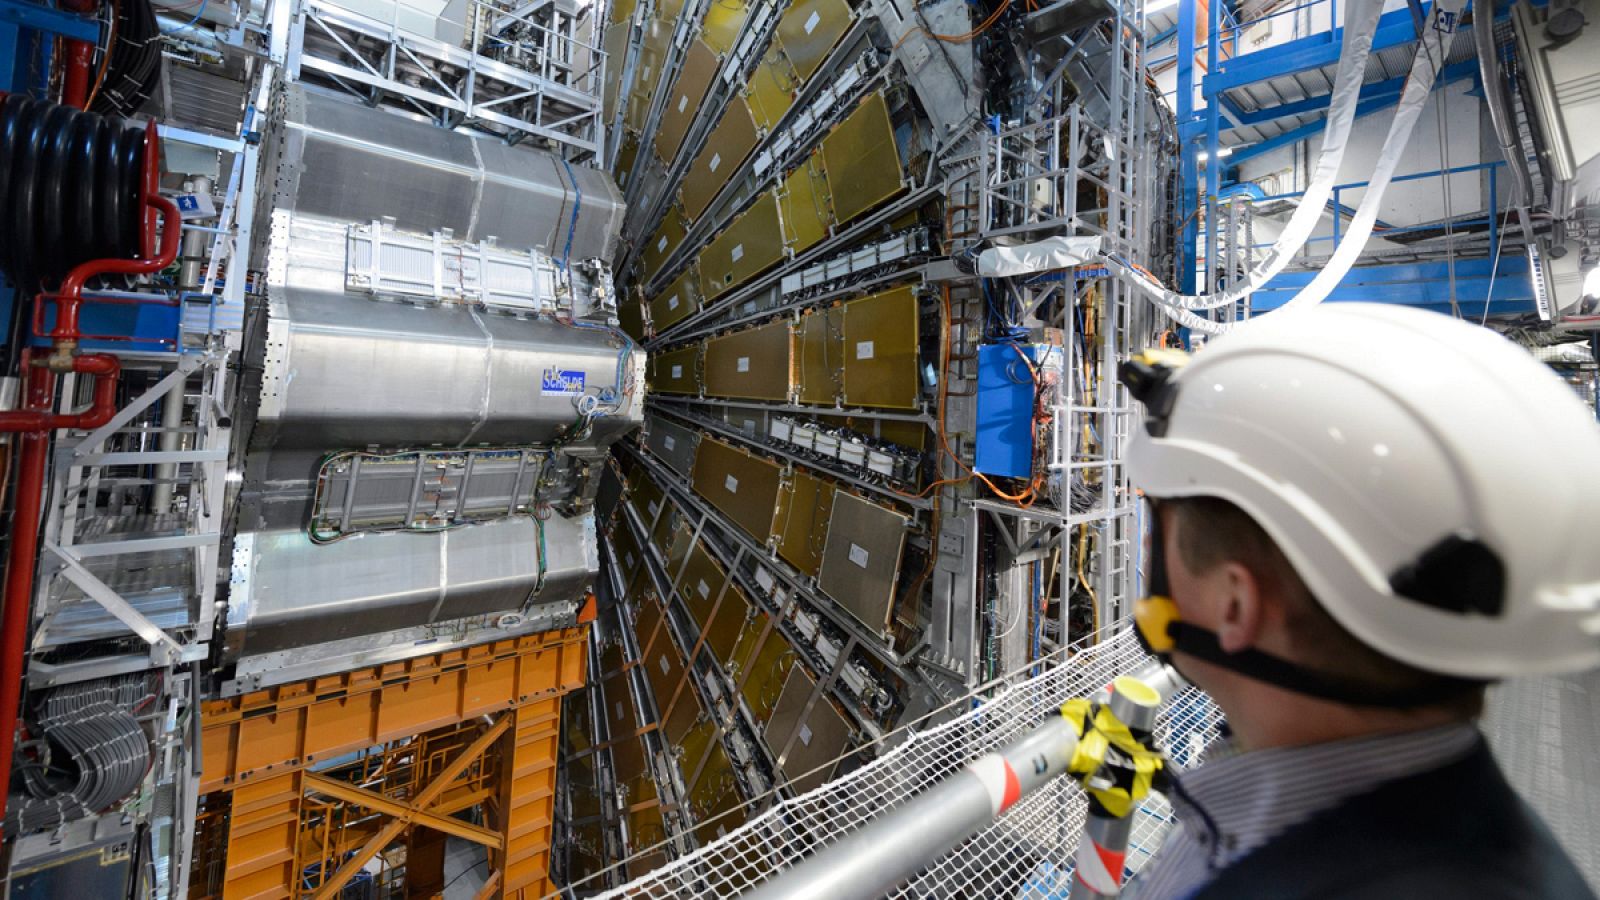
[[256, 289, 639, 450], [228, 514, 595, 660], [281, 86, 622, 260]]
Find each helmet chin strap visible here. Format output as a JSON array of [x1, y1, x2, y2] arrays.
[[1135, 506, 1482, 711]]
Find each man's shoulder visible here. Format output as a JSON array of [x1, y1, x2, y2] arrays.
[[1195, 738, 1595, 900]]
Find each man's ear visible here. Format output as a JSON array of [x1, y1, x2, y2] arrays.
[[1214, 561, 1264, 654]]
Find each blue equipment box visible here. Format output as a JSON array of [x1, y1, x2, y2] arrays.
[[974, 343, 1053, 478]]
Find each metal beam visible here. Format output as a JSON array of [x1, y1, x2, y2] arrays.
[[303, 773, 504, 849], [0, 0, 99, 42], [72, 354, 206, 458], [311, 715, 514, 900], [1229, 59, 1476, 127], [46, 545, 186, 657], [1226, 61, 1475, 167], [1251, 256, 1535, 315], [69, 533, 220, 557], [1204, 6, 1424, 93]]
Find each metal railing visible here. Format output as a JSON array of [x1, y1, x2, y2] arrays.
[[587, 626, 1222, 898]]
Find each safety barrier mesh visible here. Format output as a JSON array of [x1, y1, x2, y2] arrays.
[[595, 626, 1223, 898]]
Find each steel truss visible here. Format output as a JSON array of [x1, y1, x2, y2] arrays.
[[284, 0, 606, 158]]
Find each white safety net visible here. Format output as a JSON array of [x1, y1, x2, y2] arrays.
[[593, 627, 1223, 898]]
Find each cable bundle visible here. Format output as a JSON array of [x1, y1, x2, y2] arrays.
[[0, 94, 148, 292], [90, 0, 164, 118], [6, 674, 157, 835]]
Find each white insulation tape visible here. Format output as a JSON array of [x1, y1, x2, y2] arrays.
[[1111, 0, 1466, 334], [1130, 0, 1467, 334]]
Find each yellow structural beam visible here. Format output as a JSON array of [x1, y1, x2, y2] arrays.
[[200, 627, 588, 899], [302, 773, 503, 849], [309, 716, 513, 900]]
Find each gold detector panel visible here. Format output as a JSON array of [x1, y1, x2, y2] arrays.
[[649, 267, 701, 333], [705, 320, 792, 401], [626, 19, 672, 133], [618, 296, 647, 342], [795, 305, 844, 405], [691, 436, 782, 542], [698, 191, 786, 301], [773, 470, 835, 576], [765, 666, 853, 794], [775, 0, 853, 84], [818, 491, 908, 637], [673, 540, 728, 633], [842, 284, 920, 409], [654, 40, 719, 165], [648, 345, 701, 395], [739, 629, 795, 724], [703, 583, 749, 663], [746, 50, 798, 131], [603, 24, 630, 121], [779, 154, 835, 254], [680, 98, 759, 221], [701, 0, 751, 55], [641, 205, 688, 282], [645, 416, 700, 479], [821, 92, 904, 225], [613, 133, 640, 190]]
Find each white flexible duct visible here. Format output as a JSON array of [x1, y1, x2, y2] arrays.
[[1150, 0, 1466, 334], [1103, 0, 1387, 312]]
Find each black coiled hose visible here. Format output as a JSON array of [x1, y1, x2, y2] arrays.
[[0, 94, 147, 370]]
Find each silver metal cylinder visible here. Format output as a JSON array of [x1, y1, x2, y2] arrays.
[[744, 716, 1084, 900]]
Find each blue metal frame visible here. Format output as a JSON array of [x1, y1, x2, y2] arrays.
[[1170, 0, 1532, 320]]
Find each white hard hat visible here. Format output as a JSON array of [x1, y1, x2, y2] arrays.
[[1124, 303, 1600, 679]]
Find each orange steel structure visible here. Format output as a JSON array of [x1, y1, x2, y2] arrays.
[[191, 627, 589, 899]]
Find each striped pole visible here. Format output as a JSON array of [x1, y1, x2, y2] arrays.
[[1069, 678, 1164, 899]]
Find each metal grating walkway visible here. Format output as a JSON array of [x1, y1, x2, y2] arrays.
[[1484, 669, 1600, 890]]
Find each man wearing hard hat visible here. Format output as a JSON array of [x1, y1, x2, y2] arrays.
[[1121, 304, 1598, 898]]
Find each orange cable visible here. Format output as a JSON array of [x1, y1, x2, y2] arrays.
[[894, 0, 1011, 49]]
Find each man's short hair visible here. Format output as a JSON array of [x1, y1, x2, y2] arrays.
[[1164, 495, 1485, 716]]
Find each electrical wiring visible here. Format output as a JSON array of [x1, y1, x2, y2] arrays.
[[85, 0, 120, 110], [892, 286, 1044, 506], [159, 0, 207, 33], [559, 156, 583, 273], [893, 0, 1011, 50], [91, 0, 162, 117], [1076, 524, 1099, 643]]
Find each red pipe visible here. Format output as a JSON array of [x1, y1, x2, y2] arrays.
[[0, 121, 178, 825], [59, 0, 99, 110]]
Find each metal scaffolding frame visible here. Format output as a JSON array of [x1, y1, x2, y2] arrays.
[[281, 0, 607, 158]]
